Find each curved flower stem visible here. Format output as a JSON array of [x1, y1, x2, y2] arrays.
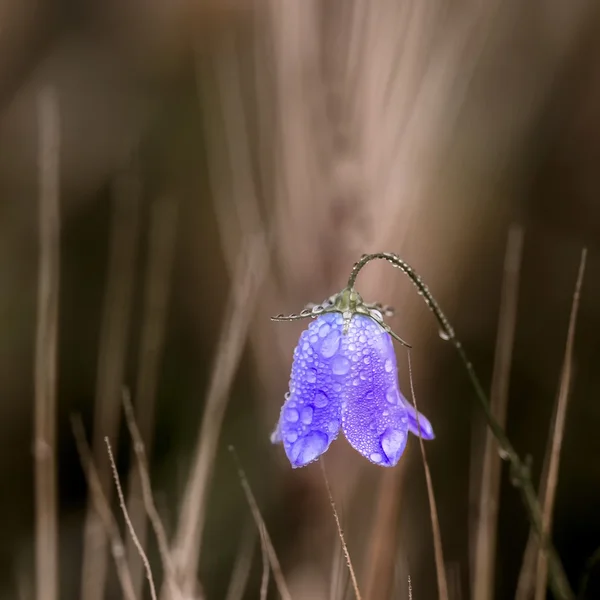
[[347, 252, 574, 600]]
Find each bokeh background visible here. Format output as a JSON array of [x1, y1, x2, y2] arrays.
[[0, 1, 599, 599]]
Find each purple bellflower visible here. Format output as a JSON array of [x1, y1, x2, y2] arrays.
[[271, 288, 434, 468]]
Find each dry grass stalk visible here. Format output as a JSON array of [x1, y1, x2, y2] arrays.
[[406, 351, 448, 600], [230, 447, 293, 600], [363, 470, 402, 600], [122, 391, 183, 600], [533, 250, 587, 600], [126, 194, 178, 598], [71, 416, 137, 600], [81, 166, 141, 600], [168, 235, 268, 597], [471, 225, 524, 600], [320, 460, 362, 600], [224, 523, 256, 600], [105, 436, 158, 600], [34, 84, 60, 600], [259, 521, 270, 600]]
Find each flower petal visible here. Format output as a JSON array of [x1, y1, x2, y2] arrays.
[[275, 313, 346, 468], [340, 315, 410, 467], [399, 391, 435, 440]]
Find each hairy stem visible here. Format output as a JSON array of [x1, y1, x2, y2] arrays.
[[348, 252, 574, 600]]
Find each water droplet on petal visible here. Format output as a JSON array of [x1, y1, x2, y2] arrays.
[[384, 359, 394, 373], [381, 428, 406, 464], [285, 408, 299, 422], [318, 323, 331, 338], [333, 382, 342, 392], [306, 368, 317, 383], [314, 391, 329, 408], [301, 406, 314, 425], [386, 387, 398, 404], [439, 329, 451, 341], [320, 329, 341, 358], [370, 452, 383, 463], [329, 420, 339, 433], [363, 356, 371, 365], [286, 431, 298, 443], [352, 378, 360, 386], [332, 356, 351, 375], [290, 431, 328, 466], [310, 335, 318, 344]]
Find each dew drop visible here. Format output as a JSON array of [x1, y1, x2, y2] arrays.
[[289, 431, 328, 467], [370, 452, 383, 463], [310, 335, 318, 344], [285, 408, 299, 423], [318, 323, 331, 338], [363, 356, 371, 365], [333, 382, 342, 392], [384, 359, 394, 373], [301, 406, 314, 425], [359, 335, 367, 343], [286, 431, 298, 443], [306, 368, 317, 383], [331, 356, 351, 375], [314, 391, 329, 408], [284, 391, 291, 401], [381, 428, 406, 464], [386, 387, 399, 405], [320, 329, 341, 358], [439, 329, 451, 341], [352, 378, 360, 387]]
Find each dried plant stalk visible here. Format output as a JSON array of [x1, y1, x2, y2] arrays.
[[81, 166, 141, 600], [472, 226, 523, 600], [533, 250, 586, 600], [105, 437, 157, 600], [71, 416, 137, 600], [34, 84, 60, 600], [126, 194, 178, 598], [168, 236, 268, 597], [230, 447, 292, 600], [407, 351, 448, 600]]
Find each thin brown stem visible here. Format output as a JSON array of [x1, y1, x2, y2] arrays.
[[320, 460, 362, 600], [82, 165, 141, 600], [406, 351, 448, 600], [534, 249, 587, 600], [105, 437, 157, 600], [71, 416, 137, 600], [229, 447, 292, 600], [34, 84, 60, 600], [126, 194, 178, 599], [472, 226, 523, 600], [122, 391, 183, 600]]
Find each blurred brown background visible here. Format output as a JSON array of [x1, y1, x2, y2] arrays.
[[0, 1, 600, 599]]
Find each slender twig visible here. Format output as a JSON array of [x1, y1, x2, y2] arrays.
[[105, 437, 157, 600], [347, 252, 574, 600], [71, 416, 137, 600], [229, 447, 292, 600], [82, 165, 141, 600], [534, 249, 586, 600], [320, 460, 362, 600], [122, 391, 183, 600], [472, 226, 523, 600], [34, 84, 60, 600], [126, 194, 178, 599], [224, 523, 256, 600], [169, 236, 267, 597], [406, 351, 448, 600], [259, 522, 270, 600]]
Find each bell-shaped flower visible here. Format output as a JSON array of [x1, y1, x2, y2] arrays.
[[271, 309, 434, 468]]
